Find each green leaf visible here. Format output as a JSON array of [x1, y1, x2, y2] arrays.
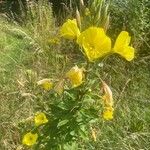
[[78, 128, 89, 141], [57, 120, 69, 127]]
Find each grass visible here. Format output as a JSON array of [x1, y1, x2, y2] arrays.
[[0, 1, 150, 149], [0, 16, 64, 149], [84, 57, 150, 149], [0, 18, 34, 149]]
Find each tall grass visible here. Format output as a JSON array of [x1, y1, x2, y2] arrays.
[[0, 2, 65, 148], [0, 0, 150, 149], [24, 0, 56, 51]]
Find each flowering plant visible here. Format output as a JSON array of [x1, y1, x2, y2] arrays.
[[21, 0, 135, 149]]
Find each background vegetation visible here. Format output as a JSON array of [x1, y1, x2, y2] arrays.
[[0, 0, 150, 149]]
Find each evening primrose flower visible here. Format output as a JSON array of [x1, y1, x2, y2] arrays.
[[66, 65, 84, 87], [34, 112, 48, 126], [60, 19, 80, 40], [113, 31, 135, 61], [77, 27, 111, 61], [103, 107, 114, 120], [22, 132, 38, 146], [37, 79, 53, 91]]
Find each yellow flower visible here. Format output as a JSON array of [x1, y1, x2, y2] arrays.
[[66, 65, 84, 87], [34, 112, 48, 126], [37, 79, 53, 91], [102, 81, 113, 107], [77, 27, 111, 61], [22, 132, 38, 146], [103, 107, 114, 120], [113, 31, 135, 61], [60, 19, 80, 40]]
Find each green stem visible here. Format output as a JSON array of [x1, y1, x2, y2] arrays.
[[84, 59, 90, 80]]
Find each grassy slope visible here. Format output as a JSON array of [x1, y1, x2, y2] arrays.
[[0, 19, 35, 150], [0, 18, 66, 150], [0, 20, 150, 150]]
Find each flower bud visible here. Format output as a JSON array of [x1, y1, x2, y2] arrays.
[[76, 8, 81, 29], [102, 81, 113, 107]]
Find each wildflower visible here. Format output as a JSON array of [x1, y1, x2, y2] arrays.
[[34, 112, 48, 126], [77, 27, 111, 61], [60, 19, 80, 40], [102, 81, 113, 107], [103, 106, 114, 120], [22, 132, 38, 146], [37, 79, 53, 91], [113, 31, 135, 61], [66, 65, 84, 87]]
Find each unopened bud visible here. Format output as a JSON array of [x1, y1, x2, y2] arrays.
[[104, 14, 110, 32], [76, 8, 81, 29], [101, 81, 113, 107], [80, 0, 84, 7]]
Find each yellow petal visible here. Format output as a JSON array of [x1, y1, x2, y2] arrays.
[[116, 46, 135, 61], [34, 112, 48, 126], [22, 132, 38, 146], [77, 27, 111, 61], [66, 65, 84, 87], [37, 79, 53, 91], [103, 107, 114, 120], [114, 31, 131, 50], [113, 31, 134, 61], [60, 19, 80, 40]]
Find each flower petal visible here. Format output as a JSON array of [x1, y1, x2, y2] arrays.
[[103, 107, 114, 120], [37, 79, 53, 91], [114, 31, 131, 50], [113, 31, 134, 61], [34, 112, 48, 126], [22, 132, 38, 146], [60, 19, 80, 40], [116, 46, 135, 61], [66, 65, 84, 87], [77, 27, 111, 61]]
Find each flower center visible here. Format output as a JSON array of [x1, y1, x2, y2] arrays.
[[29, 137, 33, 141]]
